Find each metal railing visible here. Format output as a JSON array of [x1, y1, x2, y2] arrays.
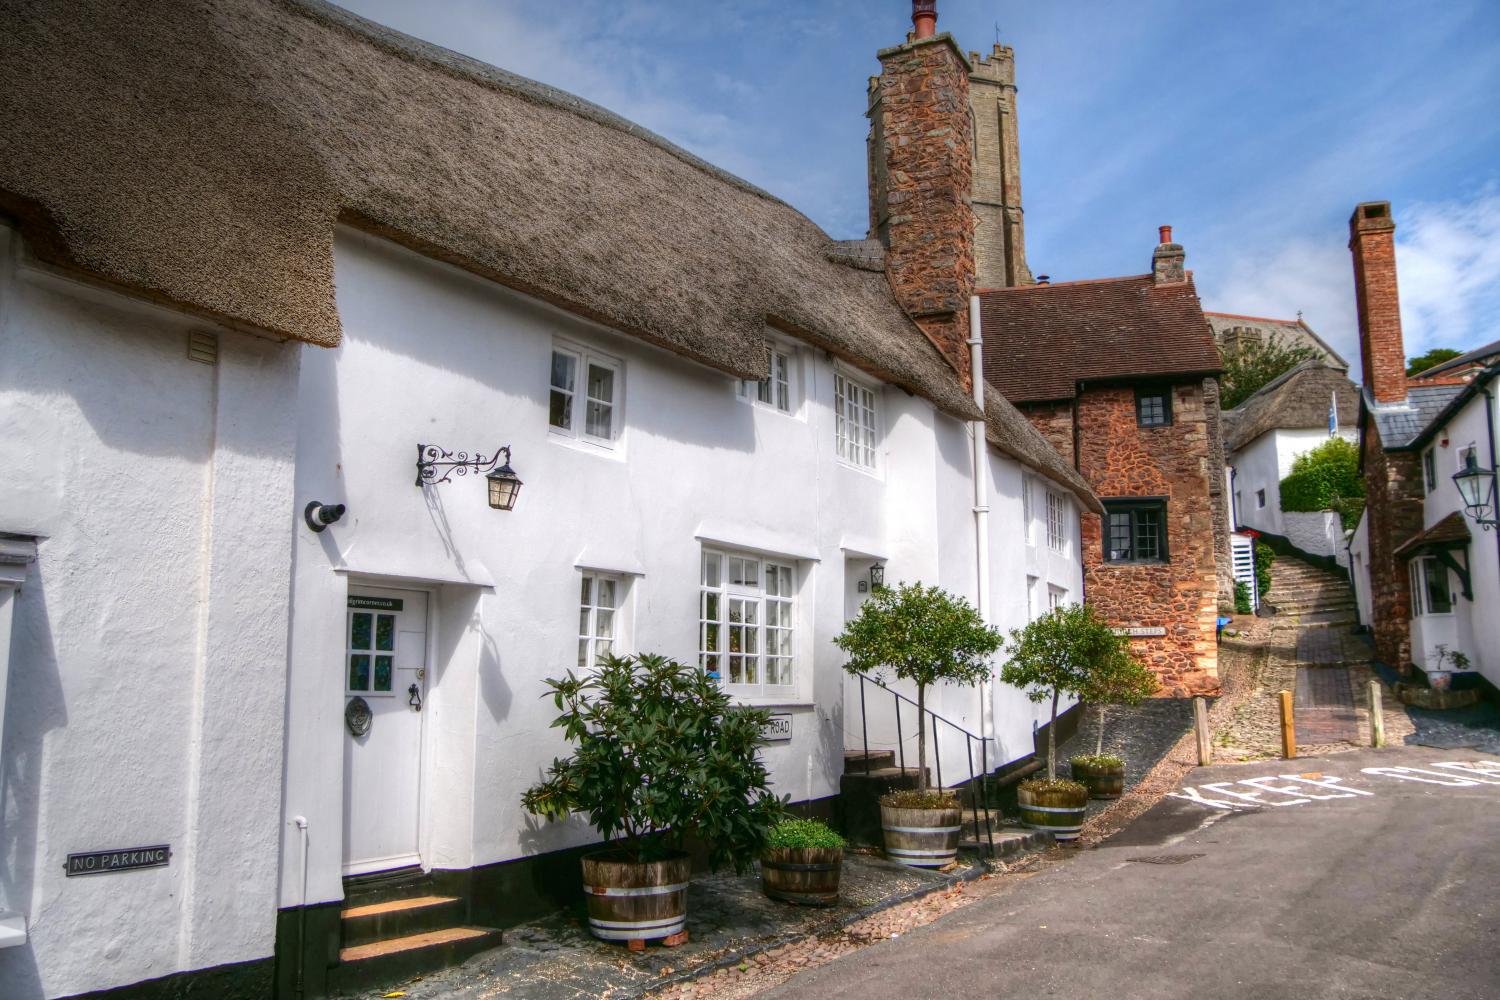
[[853, 672, 997, 856]]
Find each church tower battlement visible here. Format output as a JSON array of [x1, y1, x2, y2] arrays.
[[968, 44, 1032, 288]]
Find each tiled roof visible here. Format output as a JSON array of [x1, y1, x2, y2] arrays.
[[1393, 511, 1471, 559], [1223, 361, 1359, 451], [979, 275, 1222, 403], [1366, 383, 1466, 449]]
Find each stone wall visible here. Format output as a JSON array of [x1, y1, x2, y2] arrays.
[[1202, 376, 1235, 605], [1076, 383, 1221, 696], [1361, 427, 1423, 666], [1282, 510, 1349, 566], [1019, 399, 1075, 465]]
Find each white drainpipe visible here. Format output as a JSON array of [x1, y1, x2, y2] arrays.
[[968, 295, 994, 749]]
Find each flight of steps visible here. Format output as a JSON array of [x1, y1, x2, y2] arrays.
[[840, 750, 1051, 859], [1266, 556, 1358, 626], [330, 869, 502, 995]]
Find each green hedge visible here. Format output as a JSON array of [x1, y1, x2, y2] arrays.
[[1255, 540, 1274, 598], [1279, 438, 1364, 529]]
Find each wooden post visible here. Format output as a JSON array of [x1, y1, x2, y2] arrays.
[[1369, 679, 1385, 748], [1279, 690, 1296, 760], [1193, 697, 1212, 766]]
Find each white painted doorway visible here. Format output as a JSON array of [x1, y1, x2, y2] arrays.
[[342, 587, 428, 876]]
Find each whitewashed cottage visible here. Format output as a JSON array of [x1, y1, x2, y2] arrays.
[[0, 2, 1095, 997]]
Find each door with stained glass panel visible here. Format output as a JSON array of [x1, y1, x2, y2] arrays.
[[342, 588, 428, 876]]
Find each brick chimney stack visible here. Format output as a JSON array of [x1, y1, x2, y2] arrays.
[[1152, 225, 1186, 286], [867, 1, 976, 387], [1349, 201, 1407, 404]]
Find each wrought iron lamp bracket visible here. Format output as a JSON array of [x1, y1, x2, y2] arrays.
[[414, 444, 512, 488]]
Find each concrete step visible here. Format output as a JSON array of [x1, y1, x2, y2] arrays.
[[843, 749, 896, 773], [332, 925, 503, 993], [958, 820, 1053, 858], [341, 894, 466, 948]]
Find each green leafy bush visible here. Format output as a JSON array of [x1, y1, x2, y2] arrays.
[[1070, 753, 1123, 769], [880, 789, 959, 810], [836, 582, 1002, 796], [766, 818, 845, 851], [1255, 540, 1275, 598], [1279, 437, 1365, 529], [1234, 580, 1252, 614], [521, 652, 784, 872]]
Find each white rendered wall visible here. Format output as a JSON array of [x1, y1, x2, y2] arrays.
[[1349, 511, 1373, 628], [1410, 396, 1497, 684], [0, 225, 299, 998], [1282, 511, 1348, 565], [1230, 428, 1356, 538], [280, 230, 1077, 909]]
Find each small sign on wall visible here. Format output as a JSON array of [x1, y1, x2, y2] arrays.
[[348, 596, 404, 611], [65, 845, 170, 877], [760, 713, 793, 742], [1113, 626, 1167, 637]]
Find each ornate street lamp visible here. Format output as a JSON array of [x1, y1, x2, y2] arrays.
[[1452, 453, 1496, 530], [870, 563, 885, 590], [415, 444, 523, 511]]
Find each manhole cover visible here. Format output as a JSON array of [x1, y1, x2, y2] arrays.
[[1127, 854, 1205, 865]]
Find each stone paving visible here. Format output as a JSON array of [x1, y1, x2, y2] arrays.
[[1294, 665, 1359, 744]]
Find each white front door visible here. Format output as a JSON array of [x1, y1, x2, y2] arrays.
[[342, 588, 428, 876]]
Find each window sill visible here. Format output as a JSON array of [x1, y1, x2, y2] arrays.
[[1101, 559, 1171, 567], [728, 698, 814, 710], [548, 431, 626, 462]]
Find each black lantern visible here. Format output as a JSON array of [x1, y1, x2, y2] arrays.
[[870, 563, 885, 590], [1453, 453, 1497, 529], [485, 462, 523, 511]]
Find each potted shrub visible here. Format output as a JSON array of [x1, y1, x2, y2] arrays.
[[1001, 602, 1129, 840], [1070, 625, 1157, 799], [1427, 644, 1471, 691], [761, 818, 845, 906], [522, 653, 784, 946], [836, 582, 1002, 868]]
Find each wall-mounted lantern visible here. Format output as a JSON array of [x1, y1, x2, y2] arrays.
[[415, 444, 523, 511], [1453, 453, 1496, 529], [870, 563, 885, 590]]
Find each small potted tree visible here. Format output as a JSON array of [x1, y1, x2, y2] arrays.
[[522, 653, 783, 947], [836, 582, 1002, 868], [761, 818, 845, 906], [1070, 623, 1157, 799], [1000, 602, 1118, 840]]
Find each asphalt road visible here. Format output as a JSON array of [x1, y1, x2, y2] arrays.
[[763, 746, 1500, 1000]]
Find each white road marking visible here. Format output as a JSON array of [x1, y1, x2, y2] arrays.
[[1167, 759, 1499, 811]]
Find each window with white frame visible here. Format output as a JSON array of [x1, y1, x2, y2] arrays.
[[577, 572, 621, 668], [834, 371, 879, 469], [549, 342, 621, 446], [740, 342, 793, 413], [1046, 490, 1068, 553], [699, 549, 797, 697], [1048, 585, 1067, 611], [1408, 557, 1453, 617], [1022, 474, 1036, 544], [1026, 575, 1039, 620]]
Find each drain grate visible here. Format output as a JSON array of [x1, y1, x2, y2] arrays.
[[1127, 853, 1205, 865]]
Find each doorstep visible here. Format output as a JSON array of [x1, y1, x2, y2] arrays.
[[333, 851, 989, 1000]]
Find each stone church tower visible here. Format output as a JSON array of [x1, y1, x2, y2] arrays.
[[968, 44, 1033, 289]]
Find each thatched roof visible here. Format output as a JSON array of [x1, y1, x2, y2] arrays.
[[1223, 361, 1359, 452], [0, 0, 994, 426], [984, 392, 1103, 515]]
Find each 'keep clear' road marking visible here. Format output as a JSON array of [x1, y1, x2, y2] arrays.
[[1167, 760, 1500, 810]]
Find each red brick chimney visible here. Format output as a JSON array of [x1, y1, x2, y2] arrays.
[[1349, 201, 1407, 404], [1152, 225, 1186, 286], [867, 2, 976, 387]]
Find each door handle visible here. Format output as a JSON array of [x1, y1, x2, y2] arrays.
[[408, 683, 423, 712]]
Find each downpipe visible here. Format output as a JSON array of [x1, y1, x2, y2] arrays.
[[294, 816, 309, 999], [968, 294, 994, 748]]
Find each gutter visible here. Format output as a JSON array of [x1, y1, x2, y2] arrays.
[[968, 295, 994, 747]]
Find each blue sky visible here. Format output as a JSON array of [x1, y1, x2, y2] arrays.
[[338, 0, 1500, 379]]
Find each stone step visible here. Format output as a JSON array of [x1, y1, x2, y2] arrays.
[[843, 749, 896, 773], [341, 894, 466, 948], [958, 820, 1053, 857], [332, 925, 503, 994]]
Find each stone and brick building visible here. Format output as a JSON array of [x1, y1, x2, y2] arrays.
[[977, 235, 1230, 695]]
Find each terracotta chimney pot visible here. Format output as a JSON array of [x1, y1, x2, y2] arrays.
[[1159, 225, 1173, 245], [912, 0, 937, 39]]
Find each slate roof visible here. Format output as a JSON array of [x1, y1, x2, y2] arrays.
[[1205, 312, 1348, 369], [1366, 384, 1467, 449], [1223, 361, 1359, 452], [979, 275, 1223, 404], [1393, 511, 1472, 559]]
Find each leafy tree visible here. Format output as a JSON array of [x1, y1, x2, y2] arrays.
[[521, 652, 784, 872], [1220, 333, 1319, 409], [1279, 436, 1364, 528], [1407, 347, 1463, 377], [835, 582, 1002, 795], [1001, 602, 1141, 780]]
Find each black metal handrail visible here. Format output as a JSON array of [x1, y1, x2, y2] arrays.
[[852, 673, 996, 856]]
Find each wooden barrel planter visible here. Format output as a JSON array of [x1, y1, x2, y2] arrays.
[[761, 846, 843, 906], [579, 851, 691, 944], [879, 803, 961, 868], [1071, 759, 1126, 799], [1017, 783, 1088, 842]]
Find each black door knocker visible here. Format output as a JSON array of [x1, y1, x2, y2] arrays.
[[408, 683, 423, 712]]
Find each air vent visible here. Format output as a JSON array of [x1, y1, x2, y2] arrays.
[[187, 331, 218, 365]]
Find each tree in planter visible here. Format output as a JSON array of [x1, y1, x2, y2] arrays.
[[521, 652, 784, 873], [1075, 625, 1158, 761], [835, 582, 1002, 799], [1000, 602, 1124, 781]]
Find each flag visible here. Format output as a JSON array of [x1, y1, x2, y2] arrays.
[[1329, 390, 1338, 436]]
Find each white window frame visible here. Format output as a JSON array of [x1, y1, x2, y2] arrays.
[[1046, 490, 1068, 554], [345, 607, 399, 698], [698, 547, 798, 700], [1022, 474, 1036, 545], [577, 572, 623, 669], [833, 369, 881, 472], [1048, 585, 1067, 612], [739, 341, 797, 415], [1410, 556, 1453, 618], [549, 340, 623, 449]]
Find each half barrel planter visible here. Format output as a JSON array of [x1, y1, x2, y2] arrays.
[[761, 846, 843, 906], [879, 802, 961, 868], [1017, 784, 1088, 842], [579, 851, 690, 944], [1071, 759, 1125, 799]]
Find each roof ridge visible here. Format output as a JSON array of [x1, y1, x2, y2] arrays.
[[981, 273, 1152, 292], [1203, 310, 1301, 324]]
